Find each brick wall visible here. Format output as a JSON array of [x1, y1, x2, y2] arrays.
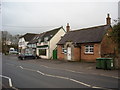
[[57, 45, 64, 60], [101, 28, 115, 57], [73, 47, 81, 61], [81, 43, 101, 62]]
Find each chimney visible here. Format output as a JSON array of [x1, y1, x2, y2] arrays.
[[106, 13, 111, 25], [66, 23, 70, 32]]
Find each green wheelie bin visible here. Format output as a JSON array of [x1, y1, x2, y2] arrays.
[[96, 58, 102, 69], [100, 58, 107, 70], [106, 58, 114, 70]]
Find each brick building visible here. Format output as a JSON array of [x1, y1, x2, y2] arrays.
[[57, 14, 115, 62]]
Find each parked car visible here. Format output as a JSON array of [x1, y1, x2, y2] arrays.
[[9, 48, 18, 54], [18, 53, 40, 60], [9, 50, 18, 54]]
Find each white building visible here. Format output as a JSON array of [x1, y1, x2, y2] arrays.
[[36, 27, 66, 59], [18, 33, 37, 54]]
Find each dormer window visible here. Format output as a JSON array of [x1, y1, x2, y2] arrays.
[[50, 35, 53, 37], [44, 37, 49, 42], [38, 39, 41, 43]]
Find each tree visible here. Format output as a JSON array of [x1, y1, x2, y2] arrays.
[[111, 21, 120, 53], [1, 31, 20, 53]]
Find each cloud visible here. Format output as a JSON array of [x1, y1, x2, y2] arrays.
[[2, 1, 118, 35]]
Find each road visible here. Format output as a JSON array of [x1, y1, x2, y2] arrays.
[[2, 55, 119, 89]]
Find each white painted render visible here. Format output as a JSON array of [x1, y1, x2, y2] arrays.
[[18, 37, 28, 49], [37, 47, 49, 59], [36, 28, 66, 59], [49, 28, 66, 59]]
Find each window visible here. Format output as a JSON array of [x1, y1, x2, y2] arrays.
[[85, 45, 94, 54], [44, 37, 49, 43], [62, 47, 64, 53], [38, 39, 41, 43], [39, 49, 46, 56]]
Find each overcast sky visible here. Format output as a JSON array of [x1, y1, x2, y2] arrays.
[[1, 0, 119, 35]]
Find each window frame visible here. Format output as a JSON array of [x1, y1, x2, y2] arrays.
[[44, 37, 49, 43], [85, 45, 94, 54], [39, 49, 47, 56]]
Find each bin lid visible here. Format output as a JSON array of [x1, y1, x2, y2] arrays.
[[105, 58, 112, 60], [96, 58, 112, 60], [96, 58, 106, 59]]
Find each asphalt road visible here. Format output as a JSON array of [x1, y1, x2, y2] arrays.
[[2, 55, 119, 89]]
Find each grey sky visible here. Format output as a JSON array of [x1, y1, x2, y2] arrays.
[[1, 0, 119, 35]]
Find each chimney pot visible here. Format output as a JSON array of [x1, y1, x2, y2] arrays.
[[66, 23, 70, 32], [106, 13, 111, 25]]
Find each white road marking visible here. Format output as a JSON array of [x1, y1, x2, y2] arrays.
[[37, 70, 92, 87], [37, 70, 45, 75], [41, 65, 49, 68], [19, 66, 23, 69], [45, 74, 69, 80], [92, 86, 113, 90], [40, 64, 84, 74], [36, 70, 107, 89], [6, 64, 111, 89], [37, 71, 91, 87], [23, 67, 37, 72], [40, 64, 119, 79], [0, 75, 13, 87], [69, 78, 91, 87]]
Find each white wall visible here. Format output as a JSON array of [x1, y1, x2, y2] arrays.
[[49, 28, 66, 58], [37, 48, 49, 59], [36, 28, 65, 59], [18, 37, 28, 49]]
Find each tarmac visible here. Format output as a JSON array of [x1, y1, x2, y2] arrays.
[[34, 58, 119, 79], [3, 54, 120, 79]]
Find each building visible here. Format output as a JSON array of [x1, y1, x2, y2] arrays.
[[36, 26, 66, 59], [27, 33, 45, 55], [57, 14, 115, 62], [18, 33, 37, 54]]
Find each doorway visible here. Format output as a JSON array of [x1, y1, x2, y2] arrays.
[[67, 47, 71, 60]]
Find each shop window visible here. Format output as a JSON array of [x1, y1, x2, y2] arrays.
[[39, 49, 46, 56]]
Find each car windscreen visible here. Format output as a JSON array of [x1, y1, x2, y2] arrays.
[[24, 53, 33, 56]]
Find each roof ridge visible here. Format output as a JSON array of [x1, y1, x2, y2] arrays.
[[71, 24, 109, 32], [25, 33, 38, 35], [45, 26, 62, 33]]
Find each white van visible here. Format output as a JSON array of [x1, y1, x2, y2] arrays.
[[9, 48, 18, 54]]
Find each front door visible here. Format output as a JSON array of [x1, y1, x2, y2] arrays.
[[67, 47, 71, 60]]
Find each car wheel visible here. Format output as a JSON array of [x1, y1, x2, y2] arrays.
[[35, 57, 38, 59], [22, 57, 25, 60]]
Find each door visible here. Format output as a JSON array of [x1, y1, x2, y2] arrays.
[[67, 47, 71, 60], [53, 50, 57, 59]]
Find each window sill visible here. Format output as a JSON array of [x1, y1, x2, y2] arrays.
[[84, 53, 94, 55], [61, 52, 66, 54]]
